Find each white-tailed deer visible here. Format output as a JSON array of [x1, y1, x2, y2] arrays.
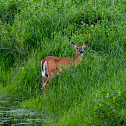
[[41, 41, 88, 90]]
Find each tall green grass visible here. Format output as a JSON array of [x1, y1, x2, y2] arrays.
[[0, 0, 126, 125]]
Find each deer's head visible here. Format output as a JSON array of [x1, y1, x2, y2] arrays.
[[71, 41, 88, 56]]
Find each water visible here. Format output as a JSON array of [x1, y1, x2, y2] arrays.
[[0, 95, 52, 125]]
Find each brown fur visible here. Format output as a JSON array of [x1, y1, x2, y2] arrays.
[[41, 41, 88, 90]]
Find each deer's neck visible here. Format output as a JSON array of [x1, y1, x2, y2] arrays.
[[73, 54, 82, 67]]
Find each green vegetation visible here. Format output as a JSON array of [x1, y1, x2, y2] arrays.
[[0, 0, 126, 125]]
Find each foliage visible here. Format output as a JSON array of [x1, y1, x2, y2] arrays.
[[0, 0, 126, 125]]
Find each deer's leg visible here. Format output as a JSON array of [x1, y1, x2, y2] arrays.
[[41, 71, 55, 90], [41, 76, 49, 90]]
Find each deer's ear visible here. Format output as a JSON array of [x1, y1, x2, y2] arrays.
[[71, 42, 77, 48], [82, 41, 88, 48]]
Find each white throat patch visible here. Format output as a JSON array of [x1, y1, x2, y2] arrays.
[[80, 53, 83, 56]]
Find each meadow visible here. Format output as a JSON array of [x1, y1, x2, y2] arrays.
[[0, 0, 126, 125]]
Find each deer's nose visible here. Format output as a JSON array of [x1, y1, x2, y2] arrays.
[[80, 48, 83, 53]]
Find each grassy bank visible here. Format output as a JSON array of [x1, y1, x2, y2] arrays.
[[0, 0, 126, 125]]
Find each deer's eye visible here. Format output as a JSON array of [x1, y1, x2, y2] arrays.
[[76, 47, 79, 50]]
